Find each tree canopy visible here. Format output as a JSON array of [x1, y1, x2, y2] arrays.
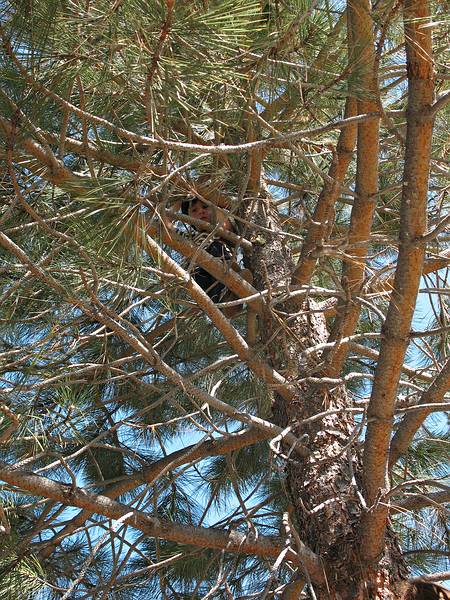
[[0, 0, 449, 598]]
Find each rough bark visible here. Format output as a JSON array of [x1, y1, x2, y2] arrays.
[[0, 1, 444, 596], [245, 199, 372, 598], [241, 1, 438, 594]]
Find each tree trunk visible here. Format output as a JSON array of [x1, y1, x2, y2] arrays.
[[241, 0, 436, 594], [245, 198, 408, 599]]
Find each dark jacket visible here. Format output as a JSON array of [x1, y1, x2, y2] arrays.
[[191, 238, 233, 302]]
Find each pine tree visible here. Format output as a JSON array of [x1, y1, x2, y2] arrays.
[[0, 0, 449, 598]]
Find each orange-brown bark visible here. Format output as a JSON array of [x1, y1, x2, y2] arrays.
[[360, 0, 436, 566], [323, 0, 380, 378], [39, 427, 271, 559], [292, 94, 357, 287], [0, 459, 324, 582]]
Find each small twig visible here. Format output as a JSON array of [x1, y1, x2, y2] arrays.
[[420, 213, 450, 243], [0, 504, 10, 535], [429, 90, 450, 117], [0, 404, 19, 444], [409, 572, 450, 584]]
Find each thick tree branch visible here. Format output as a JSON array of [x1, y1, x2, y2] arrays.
[[0, 459, 325, 584], [38, 427, 271, 558], [323, 0, 380, 379], [292, 93, 357, 287], [360, 0, 435, 565], [349, 342, 434, 383], [429, 90, 450, 117], [0, 56, 376, 154], [0, 116, 89, 194], [391, 491, 450, 513], [0, 230, 301, 442], [409, 572, 450, 584], [292, 8, 357, 289]]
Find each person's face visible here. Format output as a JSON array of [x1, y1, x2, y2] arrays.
[[189, 201, 212, 223]]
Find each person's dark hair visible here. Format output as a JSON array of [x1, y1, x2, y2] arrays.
[[181, 198, 198, 215]]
